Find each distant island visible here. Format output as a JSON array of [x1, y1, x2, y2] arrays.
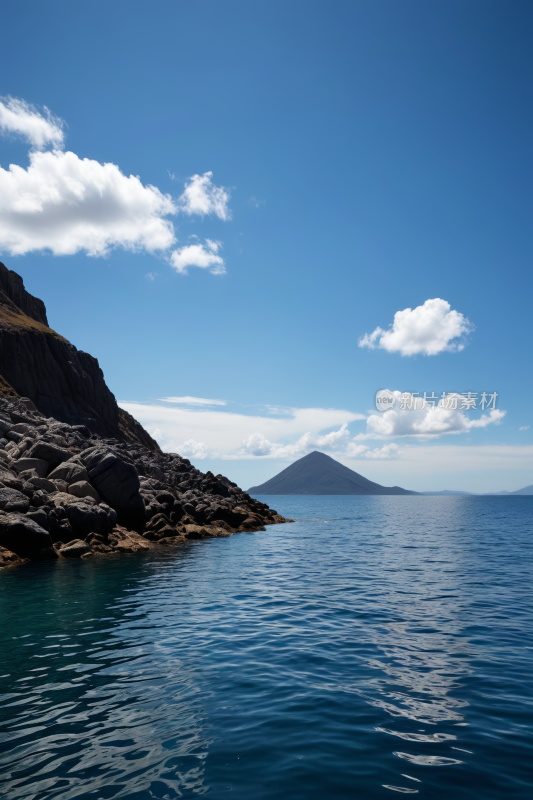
[[248, 451, 533, 497], [248, 451, 416, 495]]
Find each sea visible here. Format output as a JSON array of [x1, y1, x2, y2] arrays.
[[0, 495, 532, 799]]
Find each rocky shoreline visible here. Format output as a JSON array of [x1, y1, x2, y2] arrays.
[[0, 262, 292, 569], [0, 395, 292, 569]]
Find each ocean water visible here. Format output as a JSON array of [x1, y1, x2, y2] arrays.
[[0, 495, 532, 800]]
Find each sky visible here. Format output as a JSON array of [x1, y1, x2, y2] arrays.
[[0, 0, 531, 493]]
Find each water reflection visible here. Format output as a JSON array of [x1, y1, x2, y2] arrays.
[[0, 555, 211, 799]]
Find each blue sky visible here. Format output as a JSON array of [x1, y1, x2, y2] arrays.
[[0, 0, 531, 492]]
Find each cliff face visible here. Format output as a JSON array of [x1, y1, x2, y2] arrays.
[[0, 262, 159, 451]]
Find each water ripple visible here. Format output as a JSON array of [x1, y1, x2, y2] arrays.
[[0, 495, 532, 799]]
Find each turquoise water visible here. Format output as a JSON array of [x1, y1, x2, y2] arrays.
[[1, 496, 532, 799]]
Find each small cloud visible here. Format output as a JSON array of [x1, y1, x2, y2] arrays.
[[359, 298, 473, 356], [159, 396, 226, 406], [145, 271, 158, 281], [247, 196, 264, 208], [170, 238, 225, 275], [178, 171, 231, 220], [519, 426, 530, 431], [365, 443, 402, 459], [345, 442, 402, 459], [179, 439, 209, 460], [0, 95, 65, 150]]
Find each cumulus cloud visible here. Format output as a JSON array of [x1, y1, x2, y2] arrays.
[[179, 439, 209, 460], [119, 402, 364, 461], [241, 423, 351, 459], [159, 396, 226, 406], [345, 442, 403, 459], [178, 171, 231, 220], [359, 298, 473, 356], [361, 391, 505, 440], [0, 96, 231, 271], [170, 239, 225, 275], [519, 426, 529, 431], [0, 96, 65, 150], [0, 149, 177, 256]]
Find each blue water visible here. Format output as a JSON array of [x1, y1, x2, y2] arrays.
[[1, 496, 532, 799]]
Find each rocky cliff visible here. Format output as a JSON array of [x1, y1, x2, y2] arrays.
[[0, 262, 158, 449], [0, 395, 289, 568], [0, 265, 290, 568]]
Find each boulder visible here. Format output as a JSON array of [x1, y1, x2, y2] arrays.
[[107, 525, 150, 553], [26, 441, 71, 469], [0, 487, 30, 513], [68, 480, 101, 502], [12, 458, 49, 478], [59, 539, 92, 558], [79, 447, 144, 528], [55, 495, 112, 538], [0, 514, 56, 559], [25, 508, 50, 530], [48, 459, 90, 485], [0, 545, 28, 568], [53, 480, 69, 493], [28, 477, 57, 493], [19, 469, 41, 481]]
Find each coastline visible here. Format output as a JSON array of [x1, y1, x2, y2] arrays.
[[0, 395, 292, 570]]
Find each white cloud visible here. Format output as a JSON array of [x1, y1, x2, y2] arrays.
[[361, 391, 505, 440], [179, 439, 209, 460], [0, 149, 177, 256], [359, 298, 473, 356], [343, 444, 533, 480], [347, 442, 403, 459], [159, 396, 226, 406], [179, 171, 231, 220], [0, 96, 231, 271], [119, 402, 364, 461], [170, 239, 225, 275], [241, 423, 351, 459], [0, 96, 65, 150], [519, 426, 529, 431], [145, 272, 159, 281]]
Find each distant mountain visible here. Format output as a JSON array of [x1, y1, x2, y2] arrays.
[[483, 484, 533, 496], [420, 490, 473, 496], [247, 451, 416, 495]]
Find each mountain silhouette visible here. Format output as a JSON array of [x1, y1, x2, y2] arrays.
[[247, 451, 416, 495]]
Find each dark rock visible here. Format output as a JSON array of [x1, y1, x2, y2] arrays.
[[31, 490, 50, 507], [25, 508, 50, 530], [68, 481, 101, 502], [47, 459, 90, 484], [0, 514, 56, 560], [28, 477, 56, 493], [72, 424, 90, 437], [26, 441, 71, 469], [79, 447, 144, 528], [0, 487, 30, 513]]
